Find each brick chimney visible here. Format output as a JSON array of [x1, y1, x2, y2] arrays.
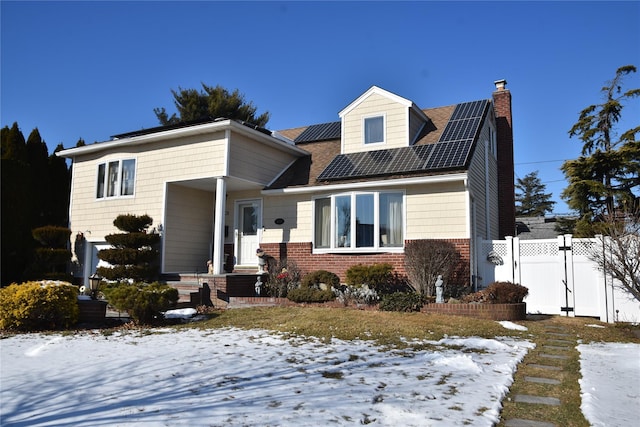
[[493, 79, 515, 238]]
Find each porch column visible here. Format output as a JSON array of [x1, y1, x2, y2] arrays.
[[212, 177, 227, 274]]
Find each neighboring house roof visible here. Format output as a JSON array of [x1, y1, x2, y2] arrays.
[[267, 100, 489, 190], [515, 216, 562, 239]]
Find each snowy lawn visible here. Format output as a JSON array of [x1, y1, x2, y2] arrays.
[[1, 326, 533, 427], [577, 342, 640, 427]]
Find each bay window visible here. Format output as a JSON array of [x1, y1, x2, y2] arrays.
[[314, 191, 404, 251], [96, 158, 136, 199]]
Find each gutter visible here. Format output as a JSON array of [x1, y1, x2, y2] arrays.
[[262, 172, 468, 195]]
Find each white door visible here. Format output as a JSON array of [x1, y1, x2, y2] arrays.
[[236, 200, 261, 266]]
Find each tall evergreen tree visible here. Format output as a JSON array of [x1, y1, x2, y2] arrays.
[[1, 124, 71, 285], [154, 83, 270, 127], [562, 65, 640, 236], [1, 124, 32, 284], [515, 171, 556, 216]]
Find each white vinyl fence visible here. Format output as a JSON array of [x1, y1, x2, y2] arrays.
[[478, 235, 639, 323]]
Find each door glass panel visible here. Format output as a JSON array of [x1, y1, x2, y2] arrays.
[[242, 205, 257, 235]]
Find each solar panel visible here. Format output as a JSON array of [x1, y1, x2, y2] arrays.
[[316, 99, 488, 181], [294, 121, 341, 143]]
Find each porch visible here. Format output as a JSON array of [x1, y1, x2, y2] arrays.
[[162, 272, 270, 308]]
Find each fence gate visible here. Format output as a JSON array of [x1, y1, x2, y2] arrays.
[[479, 236, 602, 318]]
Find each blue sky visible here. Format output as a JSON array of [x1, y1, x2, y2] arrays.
[[2, 1, 639, 214]]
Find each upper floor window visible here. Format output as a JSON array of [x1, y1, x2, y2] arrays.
[[364, 115, 384, 144], [314, 191, 404, 251], [96, 159, 136, 199]]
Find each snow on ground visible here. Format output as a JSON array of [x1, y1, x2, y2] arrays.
[[577, 342, 640, 427], [1, 327, 532, 427], [1, 322, 638, 427]]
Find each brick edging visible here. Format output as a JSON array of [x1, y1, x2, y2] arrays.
[[421, 302, 526, 321]]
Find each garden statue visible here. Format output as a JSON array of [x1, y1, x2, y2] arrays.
[[436, 275, 444, 303], [255, 275, 262, 296], [256, 248, 266, 273]]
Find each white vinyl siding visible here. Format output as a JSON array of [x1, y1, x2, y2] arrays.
[[342, 92, 408, 153]]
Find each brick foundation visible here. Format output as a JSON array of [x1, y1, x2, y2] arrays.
[[421, 302, 526, 321], [257, 239, 471, 284]]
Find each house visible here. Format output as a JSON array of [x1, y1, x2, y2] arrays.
[[58, 81, 515, 293]]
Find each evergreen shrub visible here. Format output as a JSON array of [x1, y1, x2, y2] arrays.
[[301, 270, 340, 288], [103, 282, 178, 324], [287, 286, 335, 303], [379, 292, 426, 312], [345, 263, 394, 293], [0, 281, 79, 331]]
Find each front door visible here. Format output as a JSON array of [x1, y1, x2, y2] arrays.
[[236, 200, 261, 266]]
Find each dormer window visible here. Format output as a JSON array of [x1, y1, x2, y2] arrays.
[[364, 115, 384, 144]]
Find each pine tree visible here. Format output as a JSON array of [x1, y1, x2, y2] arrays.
[[562, 65, 640, 236], [515, 171, 555, 216], [154, 83, 270, 127]]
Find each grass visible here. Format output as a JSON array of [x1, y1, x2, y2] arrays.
[[173, 306, 639, 426]]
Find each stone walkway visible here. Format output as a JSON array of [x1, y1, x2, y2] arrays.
[[502, 323, 577, 427]]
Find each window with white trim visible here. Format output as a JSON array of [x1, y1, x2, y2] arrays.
[[314, 191, 404, 251], [364, 115, 384, 144], [96, 159, 136, 199]]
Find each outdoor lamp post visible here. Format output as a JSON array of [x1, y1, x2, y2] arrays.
[[89, 273, 102, 300]]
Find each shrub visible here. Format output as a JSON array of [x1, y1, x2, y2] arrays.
[[379, 292, 426, 312], [404, 239, 461, 297], [333, 284, 379, 306], [462, 281, 528, 304], [113, 214, 153, 233], [265, 259, 302, 298], [103, 282, 178, 324], [301, 270, 340, 289], [97, 214, 160, 282], [0, 281, 79, 331], [287, 286, 335, 303], [345, 263, 394, 293], [32, 226, 71, 248]]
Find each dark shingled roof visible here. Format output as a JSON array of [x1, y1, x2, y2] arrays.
[[267, 100, 490, 190]]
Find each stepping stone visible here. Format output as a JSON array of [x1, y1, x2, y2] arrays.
[[543, 345, 570, 351], [545, 332, 573, 337], [505, 418, 557, 427], [540, 353, 569, 360], [544, 325, 564, 330], [524, 376, 561, 385], [547, 339, 573, 345], [514, 394, 561, 406], [528, 363, 562, 371]]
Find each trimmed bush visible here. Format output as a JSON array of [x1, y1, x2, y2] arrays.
[[287, 286, 335, 303], [462, 281, 528, 304], [98, 214, 160, 282], [379, 292, 426, 312], [32, 226, 71, 248], [345, 263, 394, 293], [0, 281, 79, 331], [103, 282, 178, 324], [301, 270, 340, 288], [113, 214, 153, 233]]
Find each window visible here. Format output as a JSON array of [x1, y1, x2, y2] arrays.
[[364, 116, 384, 144], [96, 159, 136, 199], [314, 191, 404, 251]]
